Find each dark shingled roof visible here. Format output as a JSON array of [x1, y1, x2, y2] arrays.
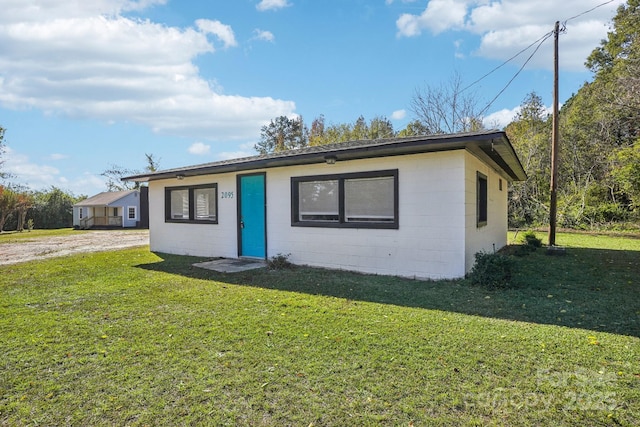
[[122, 130, 527, 182]]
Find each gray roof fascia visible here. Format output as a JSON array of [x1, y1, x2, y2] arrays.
[[122, 131, 527, 183]]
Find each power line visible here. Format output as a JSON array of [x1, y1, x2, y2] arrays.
[[478, 31, 555, 116], [460, 30, 554, 94], [462, 0, 618, 114], [563, 0, 618, 24]]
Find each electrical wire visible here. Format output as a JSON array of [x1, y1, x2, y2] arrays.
[[460, 30, 554, 94], [563, 0, 618, 24], [478, 31, 555, 116], [464, 0, 619, 117]]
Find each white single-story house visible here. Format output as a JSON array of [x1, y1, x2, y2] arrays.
[[73, 189, 148, 229], [123, 131, 526, 279]]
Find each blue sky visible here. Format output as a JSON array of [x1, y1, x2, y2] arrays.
[[0, 0, 625, 196]]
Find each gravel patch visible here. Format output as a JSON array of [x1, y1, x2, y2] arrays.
[[0, 230, 149, 266]]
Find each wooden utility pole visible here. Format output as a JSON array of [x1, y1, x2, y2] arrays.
[[548, 21, 560, 247]]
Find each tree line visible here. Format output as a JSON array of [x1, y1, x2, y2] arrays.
[[255, 1, 640, 230], [1, 1, 638, 231], [0, 125, 89, 232], [0, 119, 159, 232], [507, 0, 640, 229], [253, 72, 478, 155], [0, 184, 84, 232]]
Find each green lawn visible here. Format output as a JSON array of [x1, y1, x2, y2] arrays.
[[1, 232, 639, 426]]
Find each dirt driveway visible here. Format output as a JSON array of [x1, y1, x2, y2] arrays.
[[0, 230, 149, 266]]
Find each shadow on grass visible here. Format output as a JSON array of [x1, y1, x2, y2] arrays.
[[136, 246, 640, 337]]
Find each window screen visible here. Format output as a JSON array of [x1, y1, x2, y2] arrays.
[[298, 180, 339, 221], [170, 189, 189, 219], [194, 187, 216, 220], [344, 176, 395, 223], [292, 170, 398, 229], [166, 184, 218, 224]]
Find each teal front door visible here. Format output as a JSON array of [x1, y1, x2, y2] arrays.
[[238, 173, 266, 258]]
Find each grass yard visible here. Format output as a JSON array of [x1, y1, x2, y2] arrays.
[[0, 228, 82, 243], [0, 228, 148, 244], [0, 232, 639, 425]]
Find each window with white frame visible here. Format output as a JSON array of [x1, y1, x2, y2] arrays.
[[128, 206, 137, 220], [291, 170, 398, 229], [165, 184, 218, 223]]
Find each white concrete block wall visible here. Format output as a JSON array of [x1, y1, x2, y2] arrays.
[[265, 151, 468, 279], [147, 149, 503, 279], [148, 174, 239, 258], [463, 151, 509, 273]]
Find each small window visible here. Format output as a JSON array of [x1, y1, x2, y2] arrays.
[[292, 170, 398, 229], [499, 178, 503, 191], [79, 208, 83, 219], [165, 184, 218, 224], [477, 172, 488, 227], [128, 206, 137, 220], [170, 189, 189, 219], [194, 187, 217, 221], [113, 207, 118, 217], [298, 180, 339, 222]]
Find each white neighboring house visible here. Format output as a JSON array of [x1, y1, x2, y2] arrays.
[[73, 190, 142, 229], [123, 131, 527, 279]]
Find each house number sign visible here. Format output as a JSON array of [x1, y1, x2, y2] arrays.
[[221, 191, 234, 199]]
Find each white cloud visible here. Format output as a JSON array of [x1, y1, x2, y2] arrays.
[[217, 142, 257, 160], [396, 0, 468, 36], [196, 19, 237, 49], [49, 153, 69, 160], [256, 0, 292, 12], [3, 147, 63, 188], [4, 147, 59, 182], [394, 0, 625, 71], [0, 0, 167, 23], [188, 142, 211, 155], [391, 109, 406, 120], [0, 1, 296, 142], [483, 103, 553, 129], [483, 107, 520, 129], [253, 29, 275, 42], [3, 147, 106, 195], [71, 173, 109, 196], [453, 39, 465, 59]]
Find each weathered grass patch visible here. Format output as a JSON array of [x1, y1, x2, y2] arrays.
[[1, 232, 639, 426], [0, 228, 83, 243]]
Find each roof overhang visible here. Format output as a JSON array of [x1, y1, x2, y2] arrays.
[[123, 131, 527, 183]]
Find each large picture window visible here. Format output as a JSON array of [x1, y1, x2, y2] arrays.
[[165, 184, 218, 224], [291, 170, 398, 229]]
